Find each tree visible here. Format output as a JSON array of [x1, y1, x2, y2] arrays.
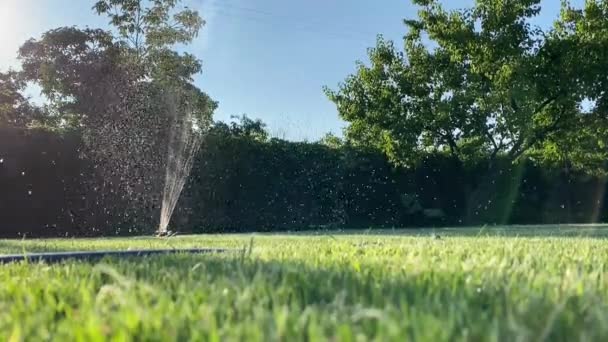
[[93, 0, 203, 52], [14, 0, 216, 232], [93, 0, 204, 86], [19, 0, 212, 126], [557, 0, 608, 113], [18, 28, 128, 126], [532, 0, 608, 173], [325, 0, 606, 170], [319, 133, 344, 149]]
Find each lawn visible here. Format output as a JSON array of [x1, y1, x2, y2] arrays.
[[2, 225, 608, 341]]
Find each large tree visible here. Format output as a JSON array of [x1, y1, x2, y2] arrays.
[[15, 0, 216, 232], [92, 0, 205, 84], [325, 0, 608, 170], [18, 0, 212, 126]]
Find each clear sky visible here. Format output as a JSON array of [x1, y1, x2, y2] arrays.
[[0, 0, 584, 141]]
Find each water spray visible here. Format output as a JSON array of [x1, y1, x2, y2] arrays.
[[157, 91, 205, 236]]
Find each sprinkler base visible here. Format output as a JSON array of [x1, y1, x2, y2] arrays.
[[155, 230, 178, 238]]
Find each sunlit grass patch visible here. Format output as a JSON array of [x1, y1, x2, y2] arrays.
[[1, 226, 608, 341]]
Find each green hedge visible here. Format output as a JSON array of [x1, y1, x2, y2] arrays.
[[0, 126, 606, 237]]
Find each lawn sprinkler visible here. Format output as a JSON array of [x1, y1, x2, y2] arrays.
[[155, 229, 178, 238]]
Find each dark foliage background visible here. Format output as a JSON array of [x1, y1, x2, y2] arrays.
[[1, 125, 605, 238]]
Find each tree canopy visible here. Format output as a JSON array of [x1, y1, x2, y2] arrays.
[[325, 0, 608, 171], [0, 71, 43, 127], [16, 0, 214, 129]]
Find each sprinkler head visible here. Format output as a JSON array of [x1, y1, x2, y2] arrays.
[[156, 230, 174, 237]]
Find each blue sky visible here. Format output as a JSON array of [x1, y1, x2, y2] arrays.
[[0, 0, 583, 140]]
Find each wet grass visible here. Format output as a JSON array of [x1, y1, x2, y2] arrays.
[[1, 225, 608, 341]]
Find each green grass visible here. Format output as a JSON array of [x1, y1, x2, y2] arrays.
[[2, 225, 608, 341]]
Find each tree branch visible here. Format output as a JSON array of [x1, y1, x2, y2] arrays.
[[508, 109, 566, 160], [134, 0, 142, 54], [446, 135, 461, 158], [506, 93, 562, 160], [440, 130, 461, 159], [485, 130, 498, 153], [532, 93, 560, 116], [490, 136, 505, 160]]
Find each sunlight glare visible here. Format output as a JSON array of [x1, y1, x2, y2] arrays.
[[0, 0, 34, 68]]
